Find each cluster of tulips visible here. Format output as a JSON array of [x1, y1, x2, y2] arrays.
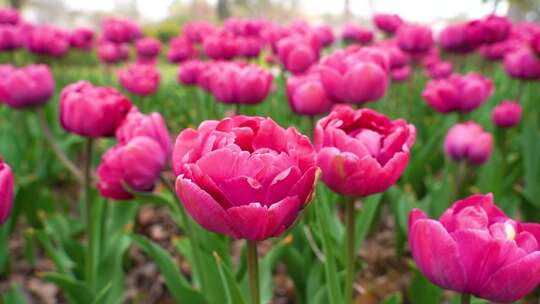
[[1, 4, 540, 304]]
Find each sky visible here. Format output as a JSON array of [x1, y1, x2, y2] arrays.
[[63, 0, 507, 23]]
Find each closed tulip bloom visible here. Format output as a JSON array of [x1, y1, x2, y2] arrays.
[[504, 48, 540, 80], [444, 122, 493, 165], [492, 101, 522, 128], [116, 109, 171, 156], [341, 23, 374, 44], [0, 25, 22, 51], [391, 65, 412, 82], [0, 64, 54, 109], [0, 159, 13, 225], [136, 37, 161, 59], [173, 116, 319, 240], [177, 60, 206, 85], [425, 61, 453, 79], [287, 72, 332, 116], [315, 106, 416, 197], [167, 36, 196, 63], [97, 42, 129, 64], [26, 25, 69, 57], [409, 193, 540, 303], [481, 15, 512, 44], [97, 136, 166, 200], [276, 36, 318, 74], [530, 32, 540, 57], [422, 73, 493, 113], [102, 17, 141, 43], [314, 25, 335, 47], [69, 27, 94, 49], [202, 34, 239, 60], [397, 23, 433, 54], [438, 23, 477, 53], [238, 37, 263, 58], [182, 20, 215, 44], [373, 14, 403, 34], [118, 64, 160, 96], [0, 8, 19, 25], [60, 81, 133, 138]]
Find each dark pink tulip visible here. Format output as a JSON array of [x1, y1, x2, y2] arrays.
[[425, 61, 453, 79], [287, 71, 332, 116], [116, 109, 171, 156], [314, 25, 335, 47], [0, 64, 14, 77], [69, 27, 94, 49], [530, 32, 540, 57], [314, 106, 416, 197], [26, 25, 69, 57], [409, 193, 540, 303], [59, 81, 133, 138], [504, 48, 540, 80], [438, 23, 477, 53], [0, 159, 13, 225], [479, 39, 519, 61], [386, 45, 409, 69], [480, 15, 512, 44], [0, 64, 54, 109], [373, 13, 403, 34], [102, 17, 141, 43], [444, 122, 493, 165], [319, 48, 389, 105], [0, 25, 22, 51], [118, 64, 160, 96], [97, 136, 166, 200], [492, 100, 522, 128], [0, 7, 19, 25], [173, 116, 319, 241], [136, 37, 161, 60], [182, 21, 215, 44], [168, 36, 196, 63], [396, 23, 433, 54], [177, 60, 206, 86], [237, 37, 262, 59], [422, 73, 493, 113], [202, 33, 239, 60], [277, 36, 319, 74], [97, 42, 129, 64], [341, 23, 374, 44], [391, 65, 412, 82]]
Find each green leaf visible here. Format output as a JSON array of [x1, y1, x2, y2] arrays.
[[40, 272, 92, 304], [2, 284, 28, 304], [408, 268, 442, 304], [382, 293, 402, 304], [355, 193, 382, 250], [214, 252, 247, 304], [130, 235, 207, 304]]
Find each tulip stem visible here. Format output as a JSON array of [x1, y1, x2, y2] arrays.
[[247, 240, 260, 304], [344, 197, 356, 304], [83, 138, 96, 294], [35, 108, 84, 183], [461, 293, 471, 304], [454, 161, 467, 201]]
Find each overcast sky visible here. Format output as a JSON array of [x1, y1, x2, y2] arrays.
[[64, 0, 506, 23]]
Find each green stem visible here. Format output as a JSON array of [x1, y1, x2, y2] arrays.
[[84, 138, 96, 293], [247, 240, 260, 304], [461, 293, 471, 304], [344, 197, 356, 304], [454, 161, 467, 201]]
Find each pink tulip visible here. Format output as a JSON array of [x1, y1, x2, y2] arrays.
[[173, 116, 319, 241], [182, 21, 215, 44], [0, 7, 19, 25], [167, 36, 196, 63], [0, 25, 22, 51], [202, 33, 239, 60], [391, 65, 412, 82], [97, 136, 166, 200], [118, 64, 160, 96], [530, 32, 540, 57], [314, 106, 416, 197], [341, 23, 374, 44], [373, 14, 403, 35], [504, 48, 540, 80], [438, 23, 477, 53], [480, 15, 512, 44], [0, 64, 14, 77], [319, 48, 389, 105], [444, 122, 493, 165], [136, 37, 161, 60], [102, 17, 141, 43], [287, 71, 332, 116], [479, 39, 519, 61], [492, 101, 522, 128], [69, 27, 94, 50], [237, 37, 263, 59], [0, 64, 54, 109], [276, 35, 319, 74], [397, 23, 433, 54], [97, 42, 129, 64], [0, 159, 13, 225], [409, 193, 540, 303], [422, 73, 493, 113], [177, 60, 206, 86], [425, 61, 453, 79], [26, 25, 69, 57], [116, 109, 171, 156], [60, 81, 133, 138], [314, 25, 335, 47]]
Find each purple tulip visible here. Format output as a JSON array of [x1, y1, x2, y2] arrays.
[[444, 122, 493, 165]]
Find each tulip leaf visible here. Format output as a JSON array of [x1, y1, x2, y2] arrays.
[[408, 268, 442, 304], [214, 252, 247, 304], [355, 193, 382, 251], [40, 272, 92, 304], [2, 284, 28, 304]]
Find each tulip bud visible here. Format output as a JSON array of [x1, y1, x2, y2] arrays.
[[391, 65, 412, 82], [277, 36, 319, 74], [492, 100, 522, 128], [177, 60, 206, 86], [97, 42, 129, 64], [373, 14, 403, 34], [504, 48, 540, 80], [397, 23, 433, 54], [168, 36, 196, 63], [118, 64, 160, 96], [59, 81, 133, 138], [0, 64, 54, 109], [0, 159, 14, 225], [136, 37, 161, 60], [0, 25, 22, 51], [69, 27, 94, 50], [97, 136, 166, 200], [444, 122, 493, 165], [287, 72, 332, 116]]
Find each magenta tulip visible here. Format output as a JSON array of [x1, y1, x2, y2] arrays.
[[238, 37, 263, 59], [438, 23, 477, 53], [177, 60, 206, 86], [341, 23, 374, 44], [97, 42, 129, 64], [391, 65, 412, 82], [182, 21, 215, 44], [0, 64, 54, 109], [102, 17, 141, 43], [425, 61, 453, 79], [444, 122, 493, 165], [314, 25, 335, 47], [397, 23, 433, 54], [69, 27, 94, 50], [0, 159, 13, 225], [0, 7, 19, 25], [492, 101, 522, 128], [287, 71, 332, 116], [118, 64, 160, 96], [136, 37, 161, 60], [202, 33, 239, 60], [479, 39, 518, 61], [167, 36, 196, 63], [530, 32, 540, 57], [276, 36, 319, 74], [59, 81, 133, 138], [97, 136, 166, 200], [373, 14, 403, 35], [0, 25, 22, 51], [422, 73, 493, 113], [503, 48, 540, 80], [173, 116, 319, 241], [26, 25, 69, 57], [116, 109, 171, 156], [314, 106, 416, 197], [409, 193, 540, 303]]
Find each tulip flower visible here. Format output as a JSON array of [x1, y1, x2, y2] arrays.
[[202, 33, 239, 60], [116, 109, 171, 156], [391, 65, 412, 82], [530, 32, 540, 57], [0, 8, 18, 25], [0, 64, 54, 109], [422, 73, 493, 113], [26, 25, 69, 57], [118, 64, 160, 96], [444, 122, 493, 165], [102, 17, 141, 43], [492, 100, 522, 128], [425, 61, 453, 79], [69, 27, 94, 50], [396, 23, 433, 54], [341, 23, 374, 44], [276, 35, 319, 74], [59, 81, 133, 138], [314, 25, 335, 47], [373, 13, 403, 35], [136, 37, 161, 61], [97, 42, 129, 64], [0, 25, 22, 51], [167, 36, 196, 63], [0, 159, 13, 225], [503, 48, 540, 80], [409, 193, 540, 303], [97, 136, 166, 200], [479, 39, 518, 61], [237, 37, 263, 59], [182, 20, 215, 44], [177, 60, 206, 86], [438, 23, 477, 53], [286, 71, 332, 117]]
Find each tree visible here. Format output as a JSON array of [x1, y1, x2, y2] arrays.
[[217, 0, 230, 20]]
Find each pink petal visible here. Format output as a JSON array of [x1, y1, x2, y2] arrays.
[[266, 196, 302, 238], [226, 203, 269, 240]]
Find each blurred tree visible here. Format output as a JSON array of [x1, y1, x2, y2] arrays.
[[8, 0, 25, 8], [217, 0, 230, 20]]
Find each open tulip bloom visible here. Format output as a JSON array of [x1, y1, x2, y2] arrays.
[[409, 193, 540, 303]]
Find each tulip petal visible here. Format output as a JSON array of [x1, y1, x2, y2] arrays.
[[266, 196, 302, 238], [227, 203, 269, 240]]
